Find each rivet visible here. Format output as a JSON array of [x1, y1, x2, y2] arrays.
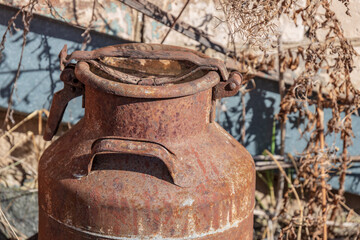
[[229, 82, 237, 90]]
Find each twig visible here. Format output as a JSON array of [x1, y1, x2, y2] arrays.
[[327, 192, 360, 218], [326, 221, 359, 228], [43, 0, 67, 22], [255, 195, 267, 211], [11, 156, 37, 175], [287, 153, 304, 198], [118, 0, 231, 55], [161, 0, 190, 44], [274, 36, 286, 235], [265, 150, 303, 240], [0, 110, 43, 141], [268, 219, 274, 240], [287, 153, 299, 175], [266, 224, 271, 240], [0, 205, 19, 240], [262, 226, 268, 239], [239, 79, 255, 145], [38, 110, 43, 135], [254, 209, 269, 218], [81, 0, 97, 50], [317, 90, 328, 240], [255, 161, 293, 171], [254, 153, 360, 163], [278, 37, 286, 156], [253, 155, 284, 161], [0, 137, 29, 173], [0, 158, 26, 174], [240, 92, 246, 144], [3, 0, 38, 126]]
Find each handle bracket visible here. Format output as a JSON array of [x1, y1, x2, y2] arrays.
[[213, 71, 242, 100], [43, 65, 84, 141]]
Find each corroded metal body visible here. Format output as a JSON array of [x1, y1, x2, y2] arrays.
[[39, 44, 255, 239]]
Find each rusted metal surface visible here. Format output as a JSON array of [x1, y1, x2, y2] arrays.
[[43, 64, 84, 141], [88, 136, 189, 187], [39, 43, 255, 239], [44, 43, 243, 141], [59, 43, 229, 82], [75, 61, 220, 99], [213, 71, 242, 100]]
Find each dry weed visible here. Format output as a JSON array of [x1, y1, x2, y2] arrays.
[[222, 0, 360, 239]]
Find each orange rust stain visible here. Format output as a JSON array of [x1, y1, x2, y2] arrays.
[[193, 147, 206, 175], [132, 209, 138, 234], [212, 202, 220, 229], [210, 161, 219, 176]]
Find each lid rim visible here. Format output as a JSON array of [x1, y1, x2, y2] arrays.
[[75, 61, 220, 99]]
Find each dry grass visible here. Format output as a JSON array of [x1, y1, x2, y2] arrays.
[[0, 110, 52, 239]]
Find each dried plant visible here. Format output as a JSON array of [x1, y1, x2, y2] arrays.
[[218, 0, 285, 49], [222, 0, 360, 239], [279, 1, 358, 238], [0, 0, 38, 126], [0, 1, 82, 238], [0, 0, 100, 127]]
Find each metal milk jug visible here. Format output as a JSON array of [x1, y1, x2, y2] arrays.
[[38, 43, 255, 239]]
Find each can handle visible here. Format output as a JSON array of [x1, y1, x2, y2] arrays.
[[59, 44, 229, 81], [88, 136, 187, 187]]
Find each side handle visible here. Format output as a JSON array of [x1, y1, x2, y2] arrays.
[[89, 137, 187, 187]]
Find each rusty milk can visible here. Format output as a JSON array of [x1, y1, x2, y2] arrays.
[[39, 43, 255, 239]]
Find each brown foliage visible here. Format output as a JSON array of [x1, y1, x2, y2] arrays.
[[222, 0, 360, 239]]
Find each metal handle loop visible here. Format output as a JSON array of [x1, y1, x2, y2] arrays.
[[89, 136, 187, 187], [59, 43, 229, 81]]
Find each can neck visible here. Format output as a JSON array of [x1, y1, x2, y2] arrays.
[[84, 86, 213, 141]]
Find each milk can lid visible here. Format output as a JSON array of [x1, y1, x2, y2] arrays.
[[59, 43, 232, 98], [43, 44, 242, 140]]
